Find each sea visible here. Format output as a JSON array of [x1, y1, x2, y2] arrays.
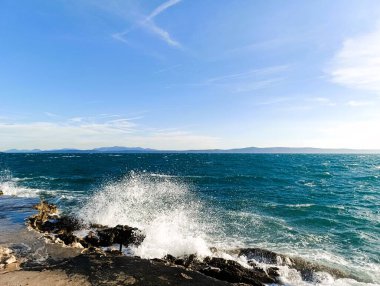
[[0, 153, 379, 285]]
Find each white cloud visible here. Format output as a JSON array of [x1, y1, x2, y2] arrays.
[[113, 0, 181, 48], [0, 116, 218, 151], [328, 25, 380, 93], [145, 0, 181, 22], [309, 97, 336, 106], [44, 112, 58, 117], [347, 100, 373, 107], [307, 119, 380, 149], [206, 65, 289, 83]]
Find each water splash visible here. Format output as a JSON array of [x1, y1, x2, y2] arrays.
[[78, 171, 216, 258]]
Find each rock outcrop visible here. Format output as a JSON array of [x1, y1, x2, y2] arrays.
[[26, 201, 356, 286], [28, 201, 145, 251], [0, 246, 20, 271]]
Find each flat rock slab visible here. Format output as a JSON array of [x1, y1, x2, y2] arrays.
[[0, 270, 91, 286], [23, 254, 231, 286]]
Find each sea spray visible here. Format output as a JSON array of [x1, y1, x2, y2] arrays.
[[78, 172, 216, 258]]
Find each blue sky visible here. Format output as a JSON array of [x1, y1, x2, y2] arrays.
[[1, 0, 380, 150]]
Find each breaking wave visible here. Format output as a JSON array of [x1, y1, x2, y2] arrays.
[[78, 171, 219, 258], [2, 168, 379, 285]]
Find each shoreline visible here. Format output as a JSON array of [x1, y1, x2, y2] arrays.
[[0, 198, 364, 286]]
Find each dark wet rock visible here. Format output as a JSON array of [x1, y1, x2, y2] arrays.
[[239, 248, 282, 265], [57, 232, 79, 245], [27, 202, 360, 285], [24, 254, 230, 285], [97, 225, 145, 247], [160, 254, 278, 286], [239, 248, 358, 282], [28, 201, 146, 253], [200, 257, 275, 286], [0, 190, 3, 196], [163, 254, 176, 263], [89, 223, 107, 229], [84, 231, 100, 247]]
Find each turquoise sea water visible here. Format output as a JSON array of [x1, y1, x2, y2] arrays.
[[0, 153, 379, 285]]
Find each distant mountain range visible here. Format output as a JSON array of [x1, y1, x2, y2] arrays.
[[2, 146, 380, 154]]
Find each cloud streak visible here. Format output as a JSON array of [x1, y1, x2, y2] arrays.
[[167, 65, 288, 93], [328, 25, 380, 93], [113, 0, 182, 48]]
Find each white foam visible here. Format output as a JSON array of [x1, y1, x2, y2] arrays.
[[0, 180, 41, 197], [0, 170, 65, 198], [78, 172, 216, 259], [286, 204, 314, 208]]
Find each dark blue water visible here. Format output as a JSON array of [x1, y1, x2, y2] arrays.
[[0, 153, 379, 284]]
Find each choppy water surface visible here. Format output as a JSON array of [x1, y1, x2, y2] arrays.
[[0, 153, 379, 285]]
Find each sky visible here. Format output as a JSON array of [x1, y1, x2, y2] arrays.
[[1, 0, 380, 150]]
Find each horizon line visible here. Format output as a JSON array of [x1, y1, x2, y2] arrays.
[[2, 146, 380, 154]]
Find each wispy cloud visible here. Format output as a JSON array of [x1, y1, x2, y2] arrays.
[[206, 65, 289, 84], [44, 112, 58, 117], [328, 25, 380, 93], [347, 100, 373, 107], [309, 97, 336, 106], [167, 65, 288, 93], [112, 0, 182, 48], [0, 115, 218, 151]]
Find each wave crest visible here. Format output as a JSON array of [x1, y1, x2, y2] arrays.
[[78, 171, 215, 258]]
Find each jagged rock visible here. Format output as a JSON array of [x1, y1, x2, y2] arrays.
[[81, 246, 106, 256], [33, 200, 57, 214], [0, 246, 12, 256], [200, 257, 275, 286], [97, 225, 145, 247], [71, 242, 84, 249], [239, 248, 354, 281], [90, 223, 107, 229], [160, 253, 279, 286], [58, 232, 79, 245], [84, 231, 100, 247], [239, 248, 282, 265], [5, 255, 17, 264]]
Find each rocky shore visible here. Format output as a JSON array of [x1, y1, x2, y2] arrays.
[[1, 200, 357, 286]]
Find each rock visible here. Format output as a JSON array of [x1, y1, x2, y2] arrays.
[[0, 246, 12, 256], [84, 231, 100, 247], [27, 202, 147, 259], [58, 232, 79, 245], [97, 228, 115, 246], [97, 225, 145, 247], [0, 190, 3, 196], [33, 200, 57, 215], [70, 242, 84, 249], [163, 254, 176, 263], [239, 248, 282, 265], [200, 257, 275, 286], [90, 223, 107, 229], [239, 248, 354, 281], [5, 255, 17, 264], [54, 237, 64, 244], [0, 263, 5, 269], [161, 254, 278, 286], [180, 272, 193, 280], [81, 246, 106, 256]]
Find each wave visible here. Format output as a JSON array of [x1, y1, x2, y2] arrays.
[[76, 172, 380, 285], [78, 171, 218, 259], [0, 170, 74, 201], [2, 168, 379, 285], [285, 204, 315, 208]]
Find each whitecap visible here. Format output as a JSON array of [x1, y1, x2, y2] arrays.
[[78, 172, 217, 259]]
